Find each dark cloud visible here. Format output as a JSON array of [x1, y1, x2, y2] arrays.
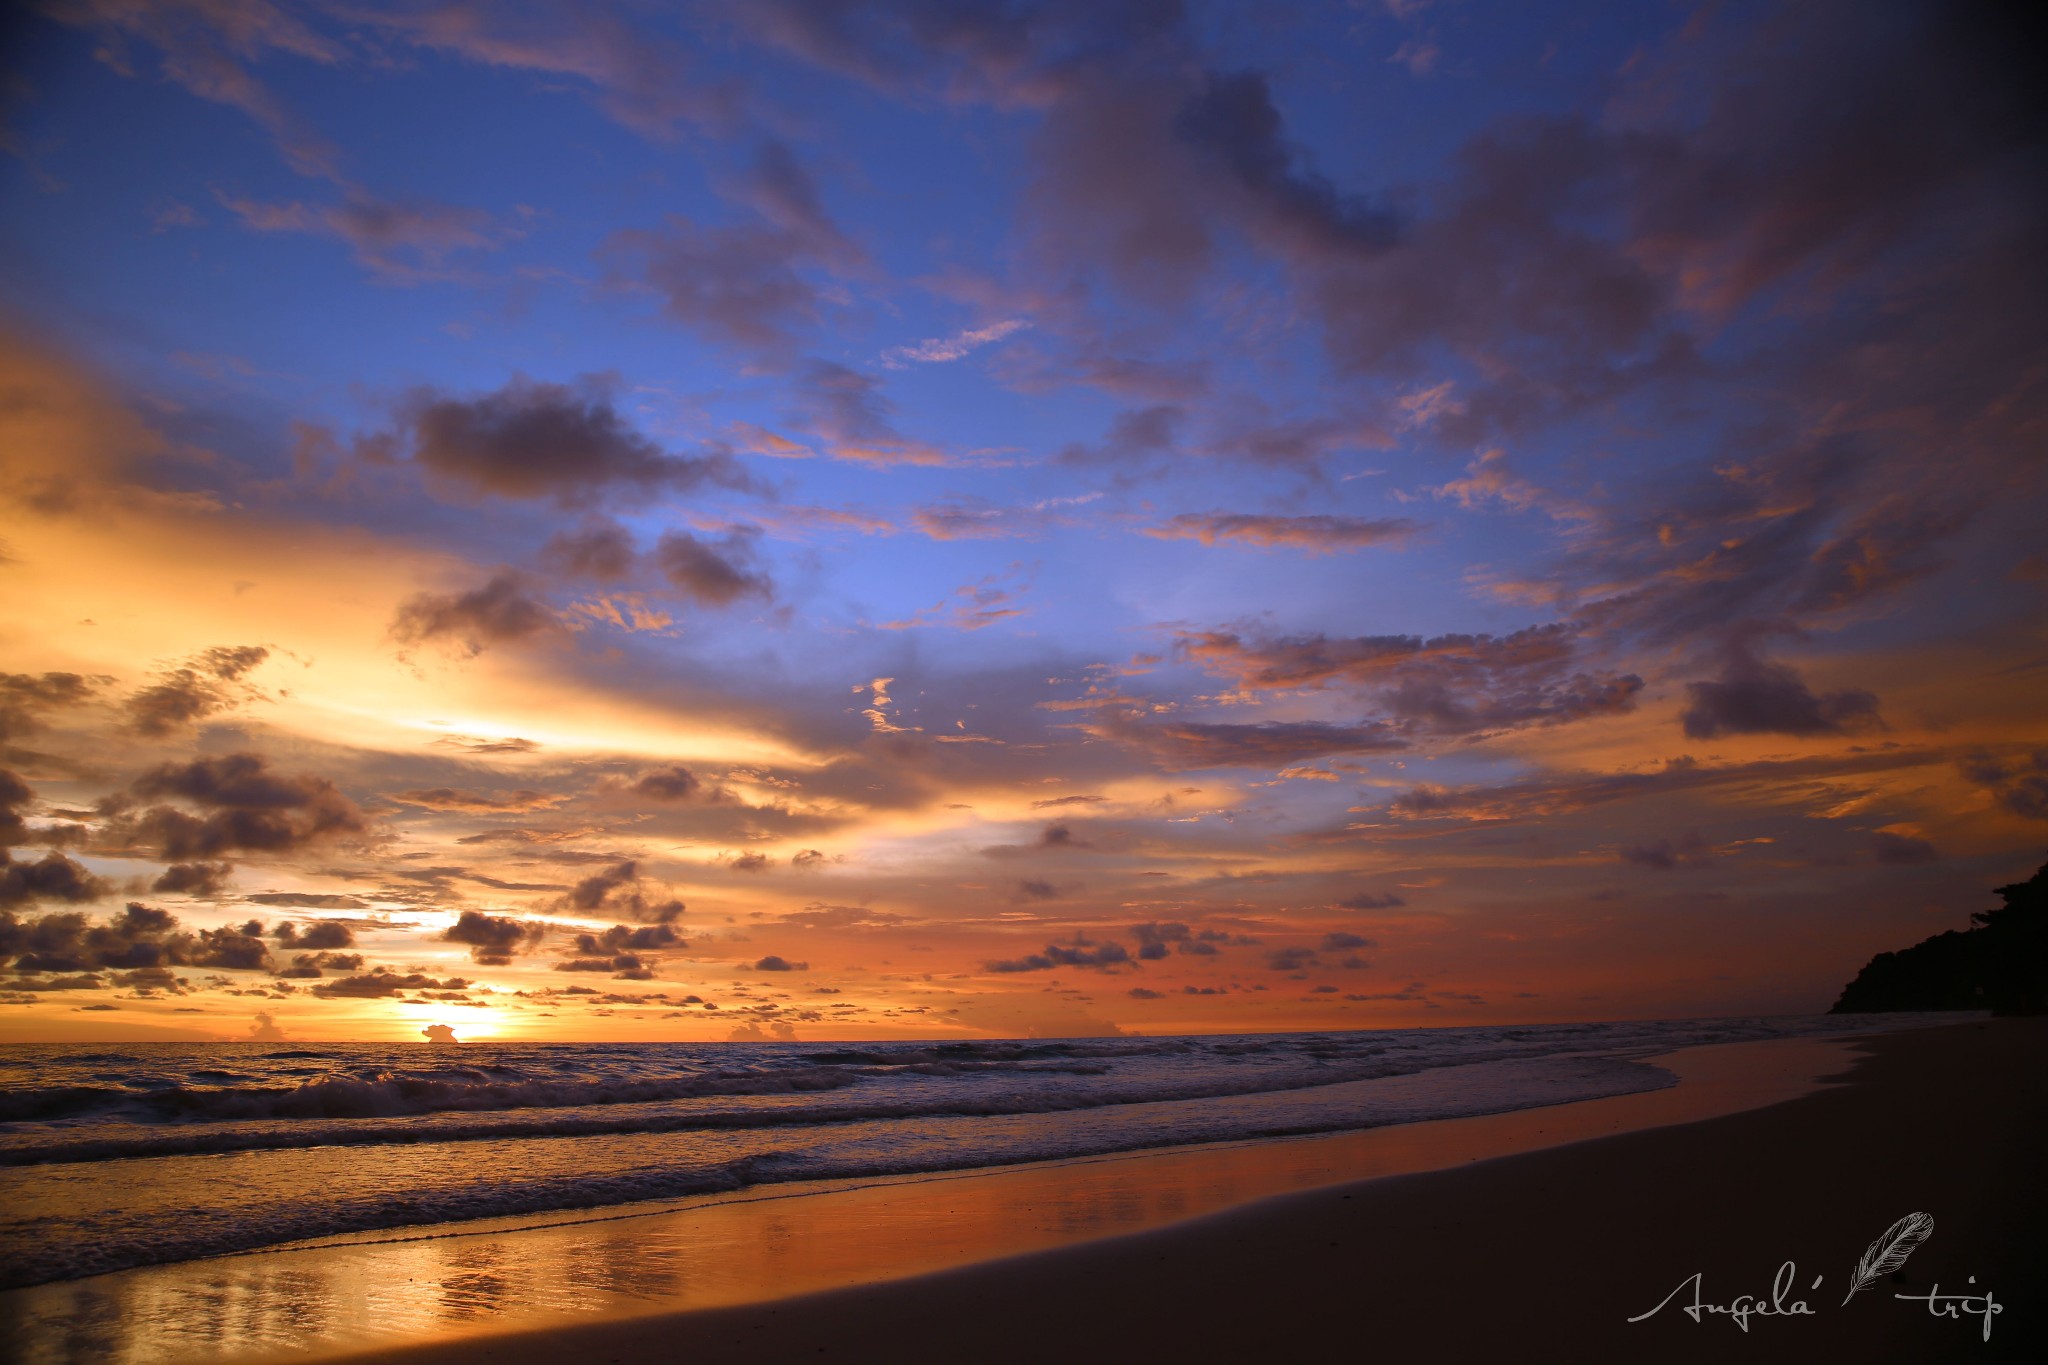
[[653, 528, 772, 605], [727, 851, 773, 873], [1030, 74, 1219, 304], [0, 851, 108, 909], [556, 860, 685, 922], [1354, 2, 2048, 640], [789, 360, 947, 465], [0, 672, 95, 742], [1078, 706, 1406, 769], [609, 142, 862, 362], [275, 919, 355, 949], [1619, 834, 1715, 871], [124, 675, 231, 737], [390, 573, 557, 657], [1127, 986, 1162, 999], [394, 375, 755, 506], [188, 923, 274, 970], [575, 923, 684, 954], [1, 901, 267, 974], [152, 861, 232, 896], [441, 909, 543, 964], [1558, 457, 1976, 654], [998, 345, 1207, 405], [553, 953, 653, 979], [986, 937, 1131, 972], [2, 768, 110, 908], [982, 823, 1094, 858], [1789, 497, 1974, 620], [1332, 46, 1936, 434], [1337, 892, 1405, 910], [909, 499, 1058, 541], [540, 517, 639, 581], [1129, 920, 1198, 960], [101, 754, 368, 860], [190, 646, 267, 680], [990, 22, 1409, 321], [735, 139, 862, 265], [1302, 116, 1672, 403], [389, 788, 560, 812], [753, 954, 807, 971], [1176, 627, 1641, 737], [1054, 405, 1184, 469], [1619, 0, 2047, 327], [1193, 405, 1393, 470], [617, 218, 824, 356], [1266, 946, 1319, 972], [632, 766, 703, 801], [218, 190, 499, 280], [1871, 832, 1941, 865], [311, 970, 470, 999], [1145, 514, 1417, 553], [0, 768, 30, 847], [1171, 68, 1400, 261], [1678, 646, 1882, 739], [1373, 748, 1947, 828], [111, 965, 191, 994], [2, 974, 108, 992], [1037, 823, 1085, 849], [123, 645, 269, 737], [1386, 785, 1461, 817], [1319, 931, 1374, 951], [1959, 751, 2048, 822]]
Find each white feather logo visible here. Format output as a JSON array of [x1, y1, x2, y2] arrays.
[[1842, 1212, 1934, 1305]]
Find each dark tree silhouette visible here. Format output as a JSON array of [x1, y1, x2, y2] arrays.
[[1831, 856, 2048, 1015]]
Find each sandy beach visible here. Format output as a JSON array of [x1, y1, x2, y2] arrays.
[[282, 1018, 2037, 1365]]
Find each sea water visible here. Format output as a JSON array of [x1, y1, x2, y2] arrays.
[[0, 1015, 1928, 1288]]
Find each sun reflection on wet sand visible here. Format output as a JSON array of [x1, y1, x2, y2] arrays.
[[0, 1038, 1854, 1365]]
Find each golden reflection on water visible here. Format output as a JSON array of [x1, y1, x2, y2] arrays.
[[0, 1038, 1852, 1365]]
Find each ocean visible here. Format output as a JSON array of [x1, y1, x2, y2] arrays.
[[0, 1015, 1923, 1292]]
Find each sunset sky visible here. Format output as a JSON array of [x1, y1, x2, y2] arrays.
[[2, 0, 2043, 1043]]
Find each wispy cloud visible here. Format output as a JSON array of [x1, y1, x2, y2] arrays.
[[880, 319, 1030, 368], [1146, 513, 1418, 553]]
